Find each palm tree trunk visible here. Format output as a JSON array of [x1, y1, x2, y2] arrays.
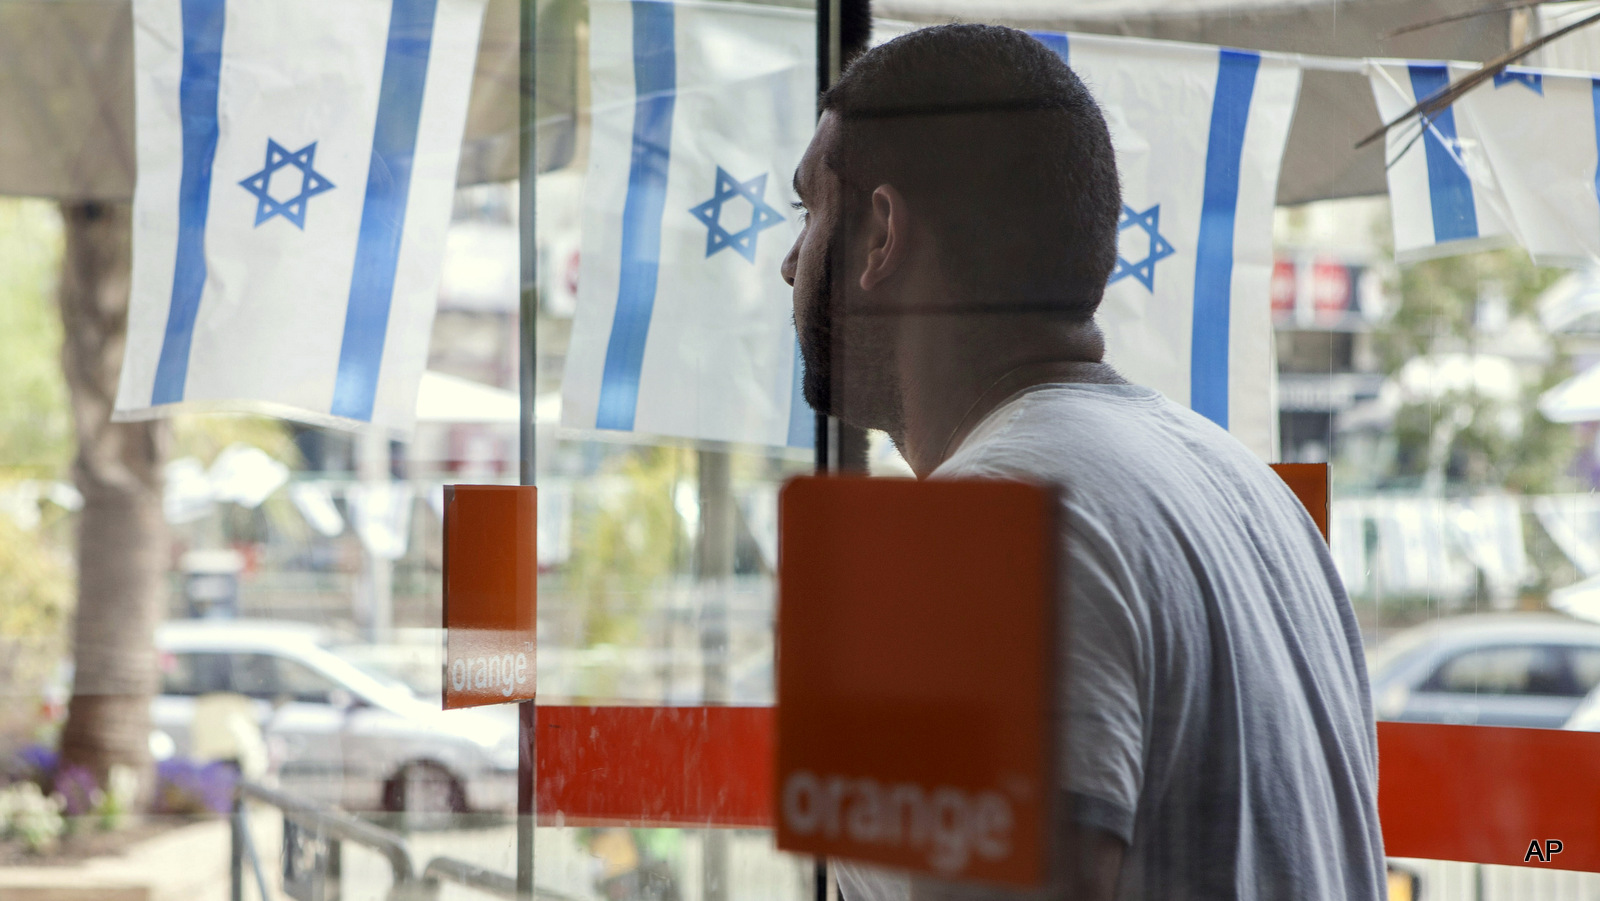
[[54, 201, 167, 801]]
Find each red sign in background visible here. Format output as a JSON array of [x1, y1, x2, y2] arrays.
[[1271, 254, 1368, 328]]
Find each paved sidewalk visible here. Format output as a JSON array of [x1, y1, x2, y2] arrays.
[[0, 810, 267, 901]]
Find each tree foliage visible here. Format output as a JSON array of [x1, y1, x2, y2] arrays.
[[0, 200, 71, 477], [567, 447, 691, 649], [1371, 248, 1575, 494], [1377, 248, 1565, 372]]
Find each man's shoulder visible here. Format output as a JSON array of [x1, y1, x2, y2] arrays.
[[940, 382, 1241, 488]]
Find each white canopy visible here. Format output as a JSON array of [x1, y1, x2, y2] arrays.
[[1540, 365, 1600, 423], [414, 370, 521, 423], [0, 0, 527, 201], [413, 370, 564, 423], [878, 0, 1525, 205], [1534, 267, 1600, 424]]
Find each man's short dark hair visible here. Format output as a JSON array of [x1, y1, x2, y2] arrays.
[[820, 24, 1121, 319]]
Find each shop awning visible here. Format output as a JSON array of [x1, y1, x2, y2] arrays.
[[0, 0, 1553, 205], [0, 0, 532, 202], [877, 0, 1519, 205]]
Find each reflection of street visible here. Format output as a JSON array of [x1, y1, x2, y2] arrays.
[[582, 829, 679, 901], [305, 821, 810, 901], [283, 814, 1600, 901], [1367, 614, 1600, 729]]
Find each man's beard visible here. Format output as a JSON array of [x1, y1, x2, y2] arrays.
[[796, 238, 837, 415], [793, 232, 902, 433]]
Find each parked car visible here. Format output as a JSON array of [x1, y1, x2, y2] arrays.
[[152, 619, 517, 823], [1367, 613, 1600, 729]]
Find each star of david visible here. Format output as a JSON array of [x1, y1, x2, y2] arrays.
[[1109, 203, 1175, 292], [688, 167, 786, 263], [238, 139, 335, 229], [1492, 70, 1543, 95]]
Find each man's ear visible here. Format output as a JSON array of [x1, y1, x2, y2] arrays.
[[859, 184, 908, 292]]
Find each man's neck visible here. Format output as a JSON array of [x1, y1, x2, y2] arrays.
[[898, 353, 1123, 479]]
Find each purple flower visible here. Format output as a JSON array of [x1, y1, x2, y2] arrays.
[[14, 745, 58, 782], [153, 758, 237, 815], [54, 765, 98, 817]]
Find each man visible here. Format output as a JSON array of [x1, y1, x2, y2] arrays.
[[781, 24, 1386, 901]]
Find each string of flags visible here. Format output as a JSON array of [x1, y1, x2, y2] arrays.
[[563, 3, 1300, 459], [114, 0, 1600, 456], [563, 2, 1600, 456], [1369, 60, 1600, 268]]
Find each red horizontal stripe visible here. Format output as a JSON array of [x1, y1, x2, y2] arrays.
[[536, 708, 1600, 874], [536, 705, 773, 827]]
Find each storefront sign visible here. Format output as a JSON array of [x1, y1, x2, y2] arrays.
[[442, 485, 536, 709], [775, 477, 1057, 888], [1271, 254, 1381, 330]]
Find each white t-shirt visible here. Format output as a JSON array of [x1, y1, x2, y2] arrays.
[[837, 383, 1385, 901]]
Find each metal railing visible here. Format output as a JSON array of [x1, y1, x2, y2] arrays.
[[229, 779, 573, 901]]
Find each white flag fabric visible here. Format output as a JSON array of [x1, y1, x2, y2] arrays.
[[1037, 32, 1299, 459], [567, 12, 1300, 457], [1368, 61, 1516, 263], [563, 0, 815, 448], [1456, 67, 1600, 268], [116, 0, 486, 433]]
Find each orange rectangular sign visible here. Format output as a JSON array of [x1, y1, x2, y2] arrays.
[[1269, 462, 1329, 543], [776, 476, 1057, 889], [442, 485, 536, 709]]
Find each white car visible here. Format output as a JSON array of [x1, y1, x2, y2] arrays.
[[152, 619, 518, 822], [1367, 613, 1600, 729]]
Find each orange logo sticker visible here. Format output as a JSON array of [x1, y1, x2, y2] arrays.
[[775, 476, 1057, 888], [442, 485, 536, 709]]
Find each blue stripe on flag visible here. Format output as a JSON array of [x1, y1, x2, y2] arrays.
[[1031, 31, 1068, 66], [785, 340, 813, 448], [330, 0, 439, 422], [1407, 64, 1479, 245], [151, 0, 226, 405], [1189, 48, 1258, 430], [595, 0, 677, 431], [1592, 79, 1600, 221]]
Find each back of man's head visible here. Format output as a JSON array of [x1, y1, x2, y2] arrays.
[[821, 24, 1121, 320]]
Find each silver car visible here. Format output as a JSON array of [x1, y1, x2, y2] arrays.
[[152, 619, 517, 821], [1367, 613, 1600, 729]]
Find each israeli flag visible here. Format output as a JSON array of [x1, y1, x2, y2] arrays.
[[562, 0, 814, 448], [1457, 67, 1600, 268], [1038, 32, 1300, 459], [1368, 61, 1516, 263], [116, 0, 486, 433]]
